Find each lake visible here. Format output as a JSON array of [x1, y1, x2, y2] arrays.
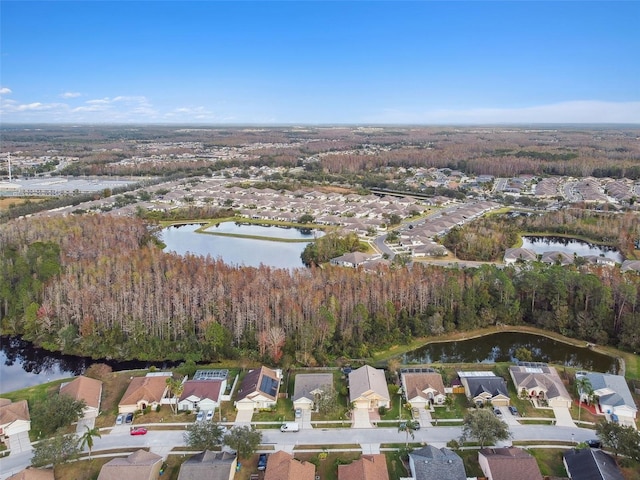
[[160, 223, 320, 268], [402, 331, 618, 373], [0, 336, 178, 394], [521, 236, 623, 263]]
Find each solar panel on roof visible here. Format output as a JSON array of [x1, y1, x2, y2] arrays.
[[260, 376, 279, 397]]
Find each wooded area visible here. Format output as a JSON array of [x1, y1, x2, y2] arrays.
[[2, 215, 640, 365]]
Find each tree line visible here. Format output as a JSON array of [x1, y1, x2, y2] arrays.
[[1, 215, 640, 365]]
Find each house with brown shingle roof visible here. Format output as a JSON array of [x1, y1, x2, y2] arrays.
[[478, 447, 543, 480], [401, 370, 446, 408], [0, 399, 30, 443], [178, 380, 224, 413], [234, 366, 281, 411], [6, 467, 54, 480], [118, 373, 172, 414], [349, 366, 390, 410], [60, 375, 103, 419], [97, 449, 163, 480], [337, 453, 389, 480], [263, 450, 315, 480], [509, 364, 572, 408]]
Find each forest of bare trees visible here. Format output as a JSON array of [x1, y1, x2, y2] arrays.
[[2, 214, 640, 365]]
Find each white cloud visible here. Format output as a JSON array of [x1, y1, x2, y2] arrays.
[[0, 87, 12, 95], [60, 92, 82, 98], [368, 101, 640, 124]]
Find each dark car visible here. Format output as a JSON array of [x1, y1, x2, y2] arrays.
[[508, 406, 519, 416], [493, 407, 502, 416], [586, 439, 602, 448], [125, 412, 134, 424], [257, 453, 268, 471]]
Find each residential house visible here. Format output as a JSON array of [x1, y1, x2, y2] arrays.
[[0, 399, 30, 446], [264, 450, 316, 480], [59, 375, 103, 419], [540, 250, 575, 266], [337, 453, 389, 480], [408, 445, 466, 480], [401, 370, 446, 408], [118, 372, 172, 414], [97, 449, 163, 480], [563, 448, 624, 480], [503, 247, 537, 264], [177, 450, 237, 480], [6, 467, 54, 480], [478, 447, 543, 480], [329, 252, 379, 268], [349, 366, 390, 410], [293, 373, 334, 412], [509, 364, 572, 408], [235, 366, 281, 411], [458, 372, 510, 407], [178, 380, 224, 413], [578, 372, 637, 426]]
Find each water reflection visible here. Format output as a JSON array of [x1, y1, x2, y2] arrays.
[[0, 336, 178, 394], [521, 236, 623, 263], [402, 331, 617, 373]]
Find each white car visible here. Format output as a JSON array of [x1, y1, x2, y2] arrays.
[[116, 414, 124, 425], [205, 410, 214, 421], [196, 411, 205, 422]]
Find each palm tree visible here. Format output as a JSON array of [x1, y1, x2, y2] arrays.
[[575, 376, 593, 423], [79, 425, 101, 459], [398, 421, 416, 447], [166, 377, 184, 414]]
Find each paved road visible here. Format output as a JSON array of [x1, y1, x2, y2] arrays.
[[0, 423, 598, 479]]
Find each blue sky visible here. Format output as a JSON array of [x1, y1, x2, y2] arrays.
[[1, 1, 639, 124]]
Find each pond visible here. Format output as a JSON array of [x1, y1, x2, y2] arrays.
[[0, 336, 179, 394], [521, 236, 623, 263], [402, 331, 617, 373], [161, 223, 322, 268]]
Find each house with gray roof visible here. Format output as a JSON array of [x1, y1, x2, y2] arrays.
[[349, 366, 390, 410], [177, 450, 237, 480], [504, 247, 537, 264], [458, 372, 510, 407], [509, 364, 571, 408], [578, 372, 637, 426], [293, 373, 334, 412], [408, 445, 466, 480], [563, 448, 624, 480], [330, 252, 379, 268]]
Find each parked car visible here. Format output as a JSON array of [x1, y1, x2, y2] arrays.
[[508, 406, 519, 416], [130, 427, 147, 436], [116, 414, 124, 425], [125, 412, 134, 424], [280, 422, 300, 432], [586, 439, 602, 448], [196, 410, 205, 422], [205, 410, 214, 421], [399, 421, 420, 430], [257, 453, 268, 471], [493, 408, 502, 416], [295, 408, 302, 418]]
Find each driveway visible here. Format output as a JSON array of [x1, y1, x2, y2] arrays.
[[300, 409, 312, 429], [352, 408, 372, 428], [553, 407, 576, 427], [418, 408, 433, 427], [7, 431, 31, 455], [498, 406, 520, 426], [76, 416, 96, 433], [234, 409, 254, 425]]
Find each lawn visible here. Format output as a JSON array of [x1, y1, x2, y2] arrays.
[[528, 448, 568, 477], [296, 451, 361, 480], [431, 394, 469, 420]]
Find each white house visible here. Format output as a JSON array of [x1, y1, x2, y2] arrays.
[[401, 370, 447, 408], [234, 366, 281, 411], [579, 372, 637, 426], [349, 365, 390, 410], [0, 399, 30, 446]]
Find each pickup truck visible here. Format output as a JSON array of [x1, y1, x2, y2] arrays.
[[280, 422, 300, 432]]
